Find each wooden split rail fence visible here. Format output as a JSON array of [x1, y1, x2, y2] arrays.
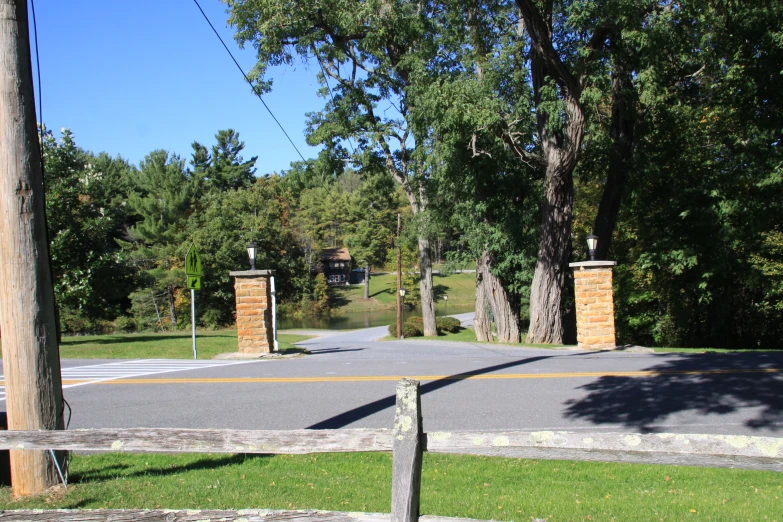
[[0, 379, 781, 521]]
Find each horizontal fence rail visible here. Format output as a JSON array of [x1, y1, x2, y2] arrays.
[[0, 428, 393, 454], [426, 430, 783, 472], [0, 509, 491, 522], [0, 378, 781, 522], [0, 428, 779, 472]]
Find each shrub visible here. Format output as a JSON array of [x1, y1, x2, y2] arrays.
[[436, 316, 462, 333], [403, 322, 423, 337], [59, 306, 112, 335], [387, 322, 424, 338], [407, 316, 424, 327], [313, 273, 330, 314], [113, 316, 136, 333]]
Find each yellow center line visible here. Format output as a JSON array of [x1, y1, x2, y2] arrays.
[[25, 367, 779, 386]]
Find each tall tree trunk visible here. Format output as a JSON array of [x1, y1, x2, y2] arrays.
[[168, 285, 177, 326], [364, 263, 370, 299], [520, 1, 585, 344], [593, 64, 636, 260], [526, 155, 577, 344], [474, 261, 492, 342], [0, 0, 65, 496], [418, 237, 437, 337], [479, 251, 521, 343]]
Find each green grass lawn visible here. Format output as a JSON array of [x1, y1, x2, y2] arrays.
[[330, 272, 476, 313], [0, 452, 779, 521], [0, 331, 312, 360]]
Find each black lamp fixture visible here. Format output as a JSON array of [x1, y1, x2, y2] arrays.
[[586, 234, 599, 261], [247, 241, 258, 271], [399, 288, 406, 298]]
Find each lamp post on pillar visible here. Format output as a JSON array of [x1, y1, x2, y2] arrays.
[[569, 235, 618, 350], [230, 241, 275, 355], [247, 241, 258, 271], [586, 234, 599, 261]]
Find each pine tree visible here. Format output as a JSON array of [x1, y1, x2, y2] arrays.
[[126, 150, 195, 328]]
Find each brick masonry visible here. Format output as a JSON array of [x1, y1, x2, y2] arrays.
[[572, 265, 616, 350], [230, 270, 275, 354]]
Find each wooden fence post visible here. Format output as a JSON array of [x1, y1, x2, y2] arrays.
[[391, 379, 423, 522]]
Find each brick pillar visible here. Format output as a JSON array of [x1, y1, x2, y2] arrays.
[[568, 261, 617, 350], [230, 270, 275, 354]]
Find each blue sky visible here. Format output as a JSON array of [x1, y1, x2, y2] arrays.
[[30, 0, 324, 174]]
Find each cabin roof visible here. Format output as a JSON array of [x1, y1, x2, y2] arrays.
[[321, 248, 351, 261]]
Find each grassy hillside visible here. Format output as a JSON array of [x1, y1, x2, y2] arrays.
[[330, 272, 475, 313]]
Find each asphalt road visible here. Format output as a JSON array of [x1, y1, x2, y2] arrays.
[[3, 317, 782, 437]]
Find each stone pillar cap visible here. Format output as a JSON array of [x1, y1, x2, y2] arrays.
[[569, 260, 617, 269], [230, 269, 277, 277]]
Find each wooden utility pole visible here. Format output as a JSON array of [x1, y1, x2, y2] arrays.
[[0, 0, 65, 496], [396, 213, 402, 339]]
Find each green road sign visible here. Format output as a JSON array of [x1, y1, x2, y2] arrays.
[[187, 276, 201, 290], [186, 245, 202, 276]]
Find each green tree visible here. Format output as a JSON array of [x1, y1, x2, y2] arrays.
[[346, 173, 403, 299], [190, 129, 257, 192], [574, 0, 783, 348], [42, 128, 136, 332], [187, 178, 306, 327], [226, 0, 442, 335], [412, 2, 539, 342], [125, 150, 196, 328]]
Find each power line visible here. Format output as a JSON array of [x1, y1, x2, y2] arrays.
[[191, 0, 306, 162], [30, 0, 43, 154], [30, 0, 71, 446]]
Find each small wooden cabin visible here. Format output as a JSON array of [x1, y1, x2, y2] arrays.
[[321, 248, 352, 286]]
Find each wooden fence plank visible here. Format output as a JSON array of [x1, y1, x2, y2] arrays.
[[426, 430, 783, 471], [391, 379, 423, 522], [0, 510, 493, 522], [0, 427, 779, 472], [0, 429, 392, 454]]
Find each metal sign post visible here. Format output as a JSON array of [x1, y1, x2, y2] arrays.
[[190, 289, 197, 360], [271, 276, 278, 351], [185, 245, 203, 360]]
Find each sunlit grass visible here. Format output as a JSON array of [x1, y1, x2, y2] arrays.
[[331, 272, 476, 312], [0, 452, 779, 521], [45, 331, 311, 360]]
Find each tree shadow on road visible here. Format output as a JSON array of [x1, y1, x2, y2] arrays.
[[307, 353, 579, 429], [563, 352, 783, 433], [308, 347, 366, 355]]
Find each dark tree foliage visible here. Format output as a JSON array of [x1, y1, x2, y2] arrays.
[[42, 129, 136, 332], [574, 0, 783, 348]]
